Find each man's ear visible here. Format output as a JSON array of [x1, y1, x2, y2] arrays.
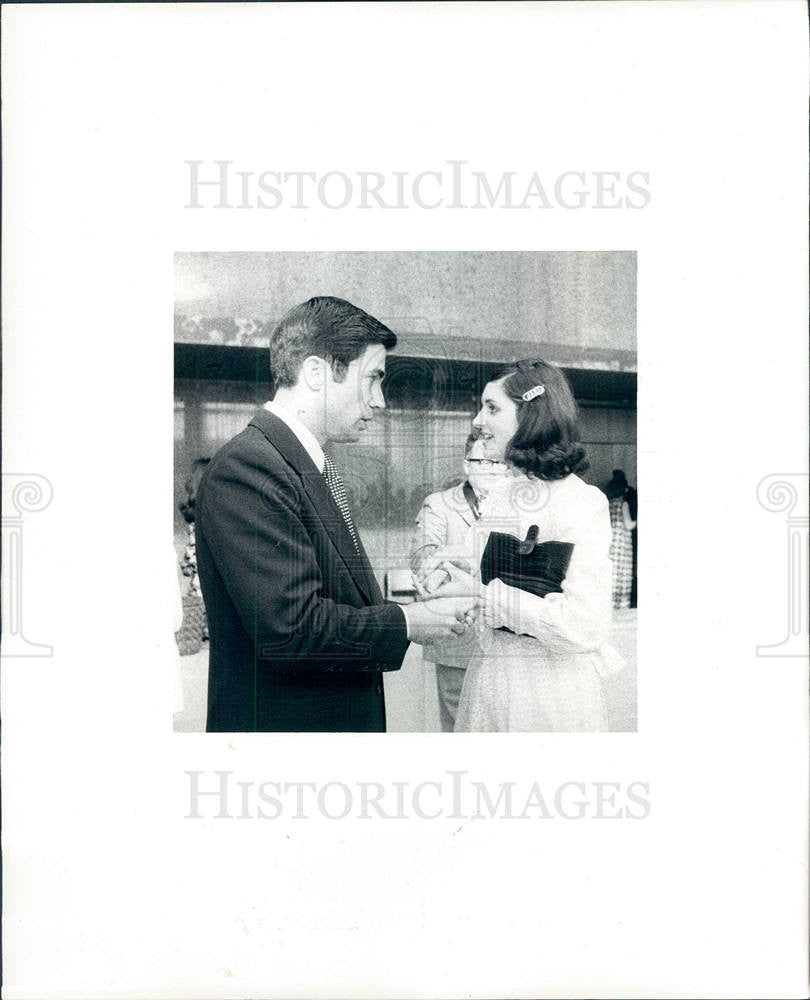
[[300, 355, 328, 391]]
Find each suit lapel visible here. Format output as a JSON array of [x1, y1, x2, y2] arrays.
[[249, 409, 377, 603], [298, 466, 378, 604], [452, 482, 478, 527], [351, 529, 383, 604]]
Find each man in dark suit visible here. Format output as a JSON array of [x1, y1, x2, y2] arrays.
[[196, 296, 474, 732]]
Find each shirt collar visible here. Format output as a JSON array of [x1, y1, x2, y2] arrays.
[[263, 399, 325, 473]]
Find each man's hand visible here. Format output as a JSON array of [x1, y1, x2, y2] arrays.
[[405, 596, 480, 646]]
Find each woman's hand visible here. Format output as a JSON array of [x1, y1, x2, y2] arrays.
[[426, 561, 485, 601], [410, 544, 440, 583], [441, 550, 473, 575], [413, 548, 474, 596]]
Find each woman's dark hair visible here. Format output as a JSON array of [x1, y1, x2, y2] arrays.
[[179, 457, 211, 523], [493, 359, 588, 480], [269, 296, 397, 388], [604, 468, 628, 500]]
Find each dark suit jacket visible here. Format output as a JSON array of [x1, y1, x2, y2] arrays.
[[196, 408, 409, 732]]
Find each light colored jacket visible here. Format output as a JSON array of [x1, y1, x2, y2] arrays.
[[410, 482, 482, 668]]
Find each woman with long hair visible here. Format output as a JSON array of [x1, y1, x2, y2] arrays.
[[425, 359, 620, 731]]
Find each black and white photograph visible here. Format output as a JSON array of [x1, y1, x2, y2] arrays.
[[173, 252, 638, 733], [3, 2, 807, 998]]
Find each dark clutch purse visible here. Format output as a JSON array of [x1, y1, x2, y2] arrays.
[[480, 529, 573, 598]]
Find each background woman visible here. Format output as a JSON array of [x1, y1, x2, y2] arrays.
[[604, 468, 637, 609], [429, 359, 619, 732], [409, 434, 509, 731], [176, 457, 210, 653]]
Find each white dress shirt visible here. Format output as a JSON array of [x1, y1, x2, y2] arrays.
[[263, 399, 325, 472]]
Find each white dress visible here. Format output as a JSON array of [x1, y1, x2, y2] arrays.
[[454, 472, 619, 732]]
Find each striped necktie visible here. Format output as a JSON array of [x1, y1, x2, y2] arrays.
[[322, 455, 360, 553]]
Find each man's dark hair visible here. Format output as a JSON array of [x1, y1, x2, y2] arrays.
[[269, 296, 397, 388], [494, 359, 588, 480]]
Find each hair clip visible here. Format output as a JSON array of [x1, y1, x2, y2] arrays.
[[521, 384, 545, 401]]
